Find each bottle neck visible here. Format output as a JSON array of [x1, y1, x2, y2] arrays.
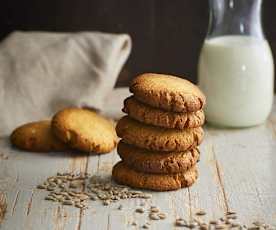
[[207, 0, 264, 39]]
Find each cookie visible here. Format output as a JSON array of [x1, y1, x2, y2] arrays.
[[52, 108, 117, 153], [117, 141, 200, 174], [116, 116, 204, 152], [112, 161, 198, 191], [123, 96, 205, 129], [130, 73, 206, 112], [10, 120, 68, 152]]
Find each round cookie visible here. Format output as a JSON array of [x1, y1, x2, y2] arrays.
[[10, 120, 68, 152], [117, 141, 200, 174], [123, 96, 205, 129], [112, 161, 198, 191], [52, 108, 117, 153], [116, 116, 204, 152], [130, 73, 206, 112]]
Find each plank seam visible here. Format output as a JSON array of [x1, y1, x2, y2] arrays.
[[187, 188, 193, 221], [11, 190, 20, 216], [212, 145, 229, 212], [26, 190, 33, 216], [76, 155, 89, 230]]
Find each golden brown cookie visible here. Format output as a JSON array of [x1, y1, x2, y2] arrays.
[[116, 116, 204, 152], [52, 108, 117, 153], [117, 141, 200, 174], [130, 73, 206, 112], [10, 120, 68, 152], [112, 161, 198, 191], [123, 96, 205, 129]]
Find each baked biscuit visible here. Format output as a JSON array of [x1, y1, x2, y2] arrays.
[[116, 116, 204, 152], [130, 73, 206, 112], [112, 161, 198, 191], [123, 96, 205, 129], [10, 120, 68, 152], [52, 108, 117, 153], [117, 141, 199, 173]]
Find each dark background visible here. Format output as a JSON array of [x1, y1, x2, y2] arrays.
[[0, 0, 275, 87]]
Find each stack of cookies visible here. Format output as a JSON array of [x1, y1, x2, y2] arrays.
[[112, 73, 206, 191]]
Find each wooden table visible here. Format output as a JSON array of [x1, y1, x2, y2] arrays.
[[0, 90, 276, 230]]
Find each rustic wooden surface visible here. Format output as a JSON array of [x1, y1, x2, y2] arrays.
[[0, 90, 276, 229]]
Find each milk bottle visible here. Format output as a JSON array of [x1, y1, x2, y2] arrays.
[[198, 0, 274, 127]]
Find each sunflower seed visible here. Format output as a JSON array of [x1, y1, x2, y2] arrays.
[[118, 204, 123, 210], [59, 184, 66, 189], [69, 181, 80, 188], [131, 221, 137, 226], [78, 194, 89, 200], [225, 219, 233, 225], [175, 219, 188, 227], [149, 213, 160, 220], [227, 211, 237, 215], [196, 210, 206, 216], [37, 184, 46, 189], [227, 214, 238, 220], [200, 223, 209, 230], [90, 195, 97, 201], [46, 186, 55, 191], [135, 207, 144, 213], [103, 200, 110, 206], [62, 200, 73, 205], [215, 224, 227, 229], [45, 196, 57, 201], [140, 193, 152, 199], [75, 203, 83, 209], [142, 224, 149, 229], [49, 182, 57, 187], [158, 213, 166, 220], [150, 207, 159, 213], [210, 220, 218, 225], [189, 222, 199, 228]]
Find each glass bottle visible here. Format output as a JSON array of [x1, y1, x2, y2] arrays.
[[198, 0, 274, 127]]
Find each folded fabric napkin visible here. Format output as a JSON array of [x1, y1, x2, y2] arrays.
[[0, 31, 131, 136]]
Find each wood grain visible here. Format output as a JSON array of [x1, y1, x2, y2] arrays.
[[0, 92, 276, 229], [0, 192, 7, 224]]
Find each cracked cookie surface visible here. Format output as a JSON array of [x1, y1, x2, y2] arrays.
[[112, 161, 198, 191], [116, 116, 204, 152], [123, 96, 205, 129], [52, 108, 117, 153], [117, 141, 199, 174], [10, 120, 68, 152], [130, 73, 206, 112]]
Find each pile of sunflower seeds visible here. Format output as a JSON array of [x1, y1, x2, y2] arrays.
[[36, 172, 152, 209], [175, 210, 275, 230], [36, 172, 275, 229]]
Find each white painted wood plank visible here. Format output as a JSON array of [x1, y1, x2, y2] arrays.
[[208, 123, 276, 225], [188, 129, 228, 222], [1, 95, 276, 229], [0, 137, 81, 230]]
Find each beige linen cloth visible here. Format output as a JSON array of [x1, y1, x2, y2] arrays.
[[0, 31, 131, 136]]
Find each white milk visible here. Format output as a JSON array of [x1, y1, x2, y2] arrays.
[[198, 35, 274, 127]]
